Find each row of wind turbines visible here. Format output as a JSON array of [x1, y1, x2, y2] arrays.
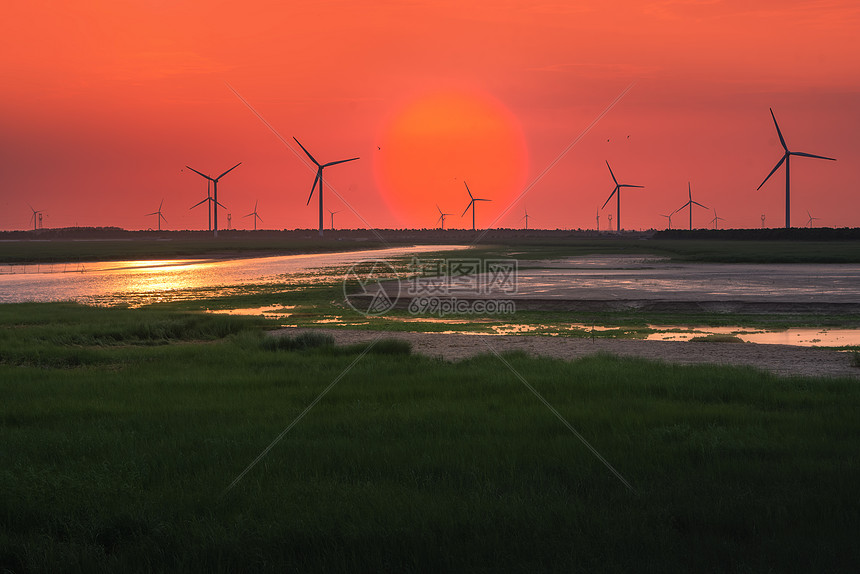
[[138, 107, 834, 234]]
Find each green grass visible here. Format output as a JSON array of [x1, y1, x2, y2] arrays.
[[2, 303, 860, 572]]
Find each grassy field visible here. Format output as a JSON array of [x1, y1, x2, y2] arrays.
[[2, 303, 860, 572], [3, 231, 860, 264]]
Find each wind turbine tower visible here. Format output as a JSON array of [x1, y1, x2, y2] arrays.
[[461, 181, 491, 231], [293, 137, 359, 236], [145, 199, 168, 231], [601, 161, 644, 232], [672, 182, 709, 230], [757, 108, 835, 228], [186, 163, 241, 236]]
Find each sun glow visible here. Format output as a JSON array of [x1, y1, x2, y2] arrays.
[[374, 90, 528, 228]]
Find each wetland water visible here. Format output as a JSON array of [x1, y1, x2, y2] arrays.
[[0, 245, 464, 306]]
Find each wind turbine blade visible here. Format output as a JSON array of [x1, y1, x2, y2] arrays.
[[605, 161, 618, 185], [792, 151, 836, 161], [757, 154, 787, 190], [307, 172, 321, 205], [464, 181, 473, 200], [619, 184, 644, 188], [145, 211, 158, 216], [215, 200, 227, 210], [257, 214, 263, 222], [160, 214, 167, 223], [688, 182, 692, 201], [322, 157, 360, 168], [159, 199, 164, 210], [475, 198, 492, 202], [770, 108, 788, 151], [692, 201, 708, 209], [243, 213, 253, 218], [601, 187, 618, 210], [671, 202, 689, 215], [216, 162, 242, 180], [437, 204, 443, 215], [185, 165, 212, 180], [292, 137, 320, 166], [462, 201, 474, 217], [189, 198, 208, 209]]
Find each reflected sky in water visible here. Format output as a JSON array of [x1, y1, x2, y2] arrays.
[[0, 246, 464, 306]]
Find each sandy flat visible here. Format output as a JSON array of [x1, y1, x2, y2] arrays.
[[273, 328, 859, 379]]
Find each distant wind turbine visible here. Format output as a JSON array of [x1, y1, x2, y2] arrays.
[[244, 201, 263, 231], [761, 214, 766, 229], [757, 108, 835, 228], [328, 209, 340, 231], [145, 199, 167, 231], [672, 182, 708, 230], [461, 181, 491, 231], [27, 204, 44, 231], [708, 208, 726, 230], [806, 210, 819, 228], [436, 205, 452, 230], [659, 213, 673, 230], [595, 209, 600, 232], [186, 163, 241, 236], [521, 207, 530, 230], [189, 180, 216, 231], [601, 161, 643, 232], [293, 137, 359, 236]]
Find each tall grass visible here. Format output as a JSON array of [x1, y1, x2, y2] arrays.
[[1, 303, 859, 572]]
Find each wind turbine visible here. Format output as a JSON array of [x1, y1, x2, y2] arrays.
[[672, 182, 708, 230], [244, 201, 263, 231], [328, 209, 340, 231], [27, 204, 44, 231], [708, 208, 726, 230], [761, 214, 766, 229], [757, 108, 835, 228], [436, 205, 452, 230], [185, 162, 241, 236], [145, 199, 167, 231], [659, 213, 673, 230], [806, 210, 819, 228], [293, 137, 359, 236], [601, 161, 643, 232], [461, 181, 491, 231], [521, 207, 530, 230], [596, 209, 600, 232], [190, 179, 225, 231]]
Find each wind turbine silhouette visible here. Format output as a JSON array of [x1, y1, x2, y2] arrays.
[[601, 161, 643, 232], [673, 182, 708, 230], [27, 204, 44, 231], [145, 199, 167, 231], [293, 137, 359, 236], [521, 207, 530, 230], [190, 179, 224, 231], [757, 108, 835, 228], [806, 210, 819, 228], [708, 208, 726, 230], [328, 209, 340, 230], [185, 163, 241, 236], [244, 201, 263, 231], [436, 205, 452, 230], [461, 181, 491, 231], [761, 214, 766, 229], [596, 209, 600, 232], [659, 213, 673, 230]]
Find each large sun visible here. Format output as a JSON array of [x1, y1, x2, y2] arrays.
[[374, 90, 528, 228]]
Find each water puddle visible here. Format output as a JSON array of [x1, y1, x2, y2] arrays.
[[645, 325, 860, 347], [209, 305, 296, 318]]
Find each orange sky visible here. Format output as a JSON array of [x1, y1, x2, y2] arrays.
[[1, 0, 859, 231]]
